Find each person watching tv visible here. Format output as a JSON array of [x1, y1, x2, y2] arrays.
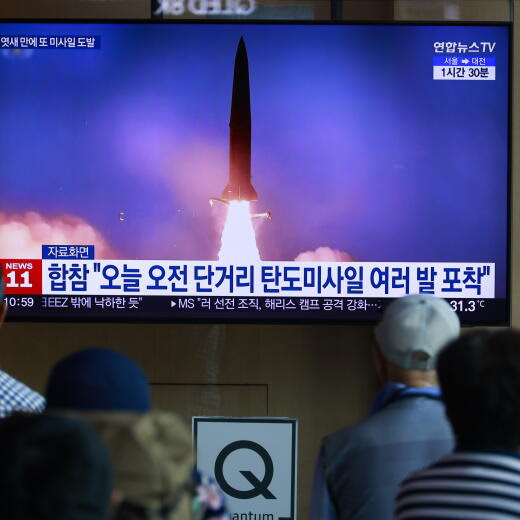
[[0, 413, 113, 520], [0, 266, 45, 417], [310, 294, 460, 520], [396, 329, 520, 519], [45, 347, 229, 520]]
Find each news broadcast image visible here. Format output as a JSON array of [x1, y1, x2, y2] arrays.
[[0, 23, 510, 323]]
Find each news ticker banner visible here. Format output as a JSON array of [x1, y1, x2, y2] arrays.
[[1, 259, 495, 298]]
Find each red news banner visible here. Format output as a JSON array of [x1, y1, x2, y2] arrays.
[[1, 260, 42, 295]]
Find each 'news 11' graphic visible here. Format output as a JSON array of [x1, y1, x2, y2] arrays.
[[0, 24, 509, 322]]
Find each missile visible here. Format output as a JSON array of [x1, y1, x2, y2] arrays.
[[211, 37, 271, 219]]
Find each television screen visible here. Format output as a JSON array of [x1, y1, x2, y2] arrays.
[[0, 21, 510, 324]]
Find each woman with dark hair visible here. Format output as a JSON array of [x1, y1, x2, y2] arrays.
[[396, 330, 520, 520]]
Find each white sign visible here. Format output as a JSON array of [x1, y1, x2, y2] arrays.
[[193, 417, 297, 520]]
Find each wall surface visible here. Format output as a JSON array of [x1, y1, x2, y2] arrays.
[[0, 1, 517, 519], [0, 0, 149, 18], [0, 322, 378, 518]]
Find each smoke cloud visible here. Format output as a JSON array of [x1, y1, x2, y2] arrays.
[[294, 246, 355, 262], [0, 212, 115, 259]]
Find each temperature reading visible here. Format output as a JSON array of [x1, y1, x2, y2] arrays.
[[450, 300, 463, 312], [450, 300, 485, 312]]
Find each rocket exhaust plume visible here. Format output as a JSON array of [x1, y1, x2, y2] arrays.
[[212, 37, 270, 262], [217, 201, 260, 262]]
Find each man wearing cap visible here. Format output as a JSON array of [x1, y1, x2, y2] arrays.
[[310, 294, 460, 520], [0, 267, 45, 417]]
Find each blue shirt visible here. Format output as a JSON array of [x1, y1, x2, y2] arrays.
[[0, 369, 46, 418], [310, 383, 454, 520]]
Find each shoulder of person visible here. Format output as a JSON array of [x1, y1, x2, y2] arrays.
[[323, 416, 380, 457]]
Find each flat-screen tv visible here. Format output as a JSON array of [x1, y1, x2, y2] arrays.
[[0, 21, 510, 324]]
